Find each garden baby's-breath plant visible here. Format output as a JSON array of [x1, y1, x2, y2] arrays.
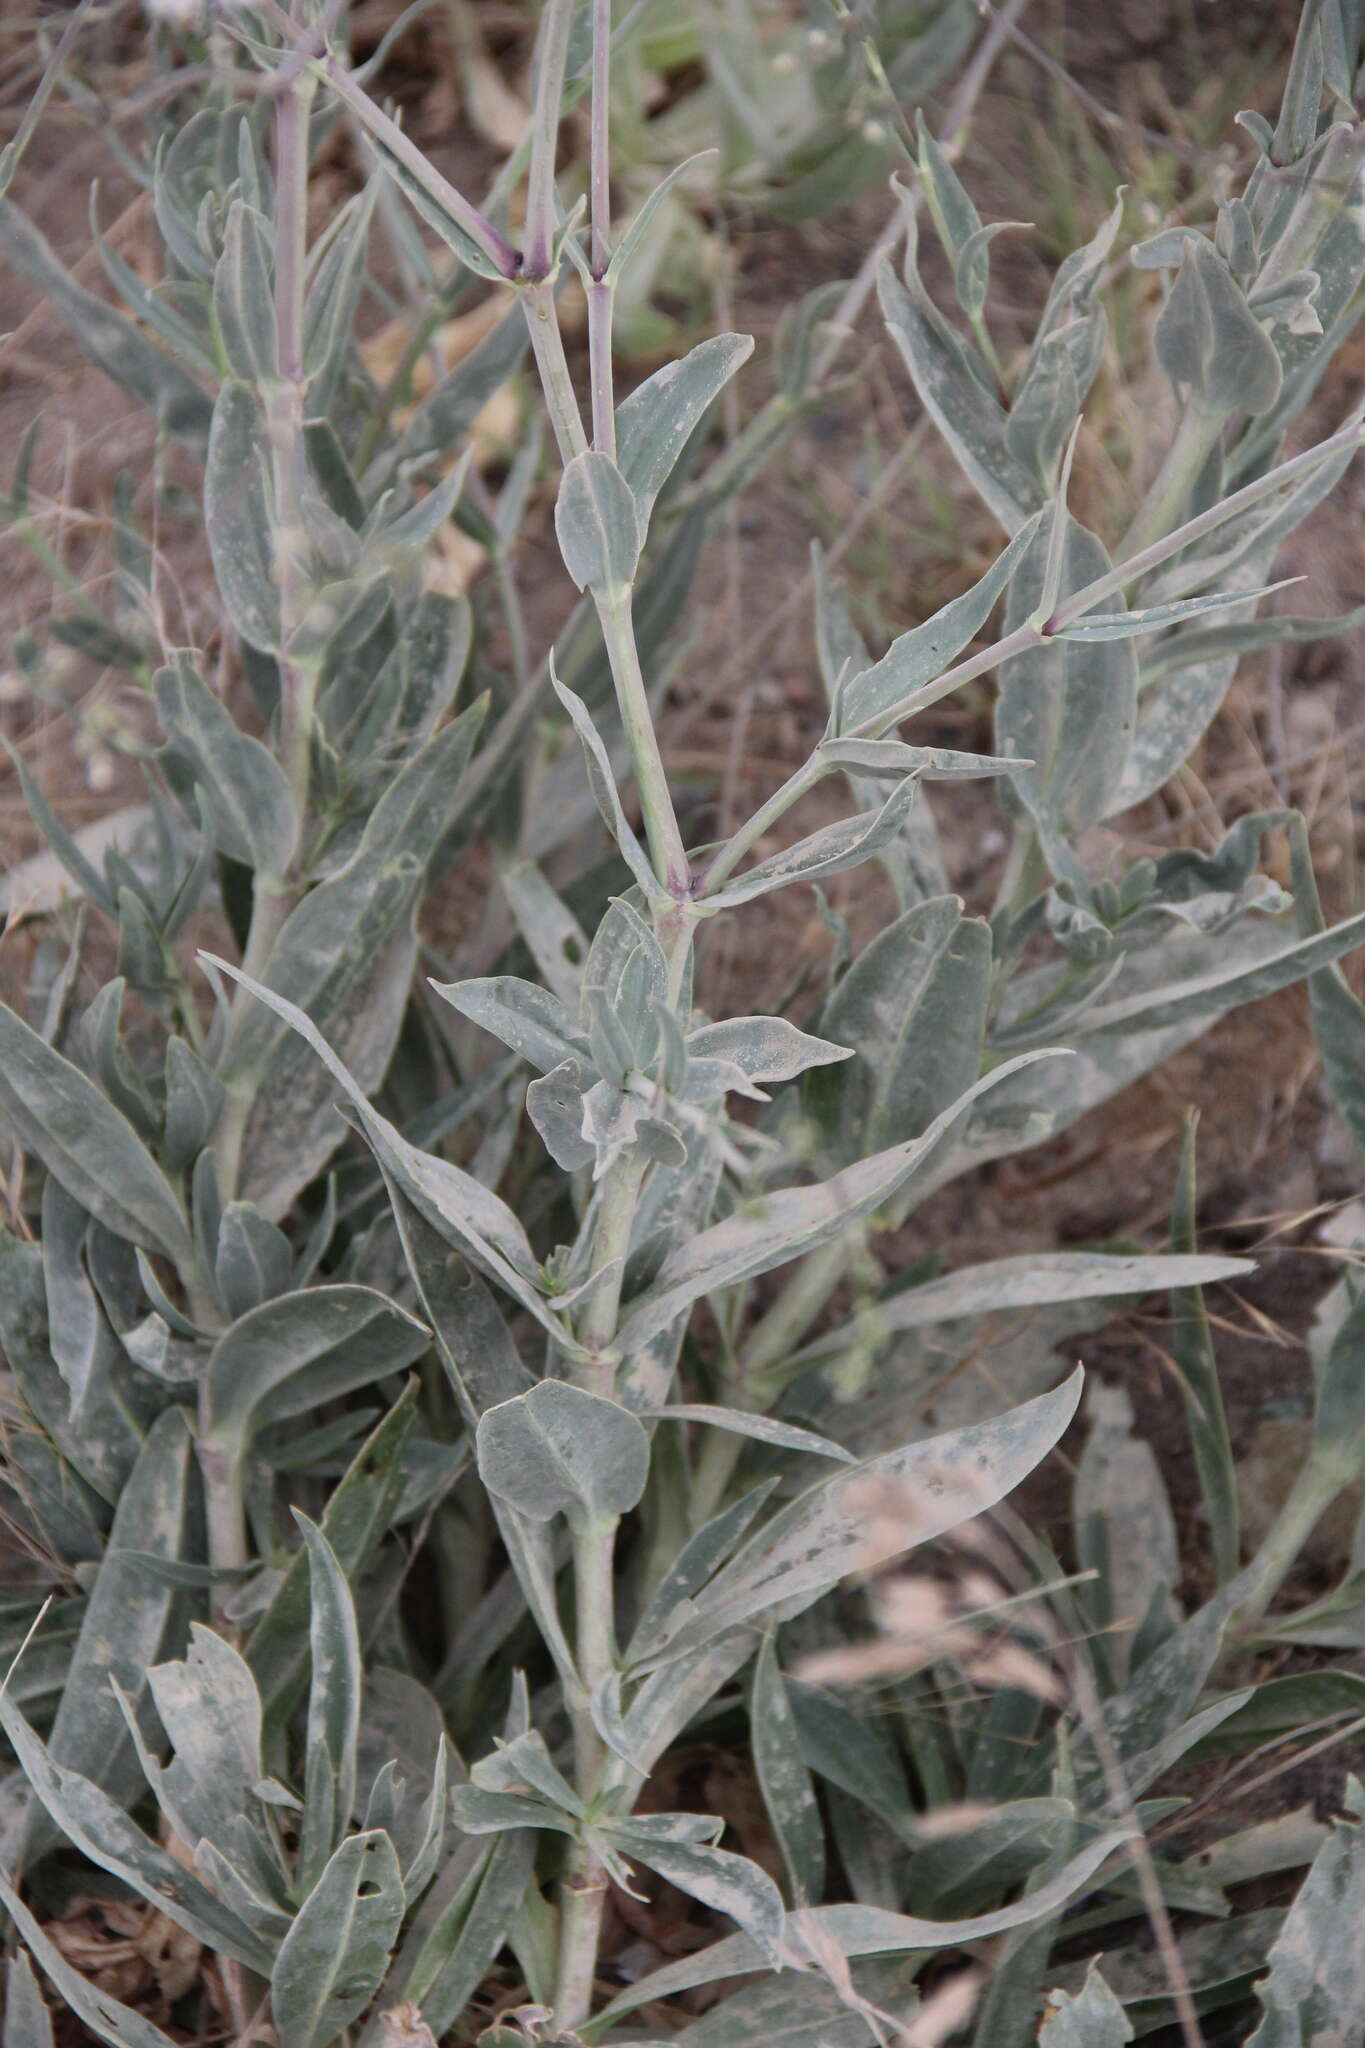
[[4, 1, 1365, 2042]]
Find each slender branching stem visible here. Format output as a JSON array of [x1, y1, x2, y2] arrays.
[[850, 405, 1365, 740], [523, 0, 576, 278], [197, 1436, 247, 1631], [588, 279, 616, 459], [587, 0, 617, 457], [702, 758, 821, 894], [522, 276, 589, 463], [701, 410, 1365, 898], [597, 592, 690, 893], [1118, 401, 1222, 564], [269, 65, 318, 815], [211, 54, 316, 1204]]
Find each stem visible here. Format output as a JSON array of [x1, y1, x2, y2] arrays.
[[597, 592, 690, 892], [552, 1142, 651, 2032], [211, 56, 316, 1202], [524, 0, 575, 279], [688, 1236, 854, 1531], [196, 1431, 246, 1631], [702, 757, 821, 895], [268, 65, 318, 815], [1232, 1450, 1346, 1635], [852, 406, 1365, 738], [991, 819, 1047, 920], [210, 873, 292, 1198], [522, 276, 589, 463], [580, 1152, 648, 1362], [1118, 402, 1222, 564], [588, 279, 616, 459], [741, 1234, 853, 1387], [554, 1846, 610, 2033], [587, 0, 616, 457]]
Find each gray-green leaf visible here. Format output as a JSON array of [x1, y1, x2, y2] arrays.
[[1248, 1780, 1365, 2044], [0, 1002, 190, 1263], [202, 1285, 429, 1452], [555, 451, 643, 592], [1039, 1962, 1133, 2044], [297, 1515, 364, 1892], [476, 1381, 649, 1525], [272, 1831, 405, 2048], [616, 333, 754, 531]]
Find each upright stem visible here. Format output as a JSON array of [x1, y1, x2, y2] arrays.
[[587, 0, 616, 457], [597, 593, 690, 892], [211, 55, 316, 1203], [524, 0, 576, 278], [522, 277, 589, 463], [1118, 402, 1222, 565], [702, 757, 820, 895], [270, 65, 320, 814], [552, 1160, 651, 2029]]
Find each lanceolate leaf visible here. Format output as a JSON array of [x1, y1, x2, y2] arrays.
[[3, 1953, 54, 2048], [0, 201, 211, 448], [430, 976, 589, 1075], [550, 668, 661, 900], [806, 895, 989, 1166], [35, 1408, 198, 1835], [610, 1823, 785, 1955], [297, 1516, 363, 1892], [1078, 907, 1365, 1037], [703, 772, 922, 909], [644, 1407, 856, 1464], [615, 333, 754, 530], [750, 1632, 826, 1903], [1169, 1123, 1240, 1585], [385, 1187, 532, 1428], [839, 514, 1043, 732], [0, 1003, 191, 1263], [794, 1248, 1253, 1369], [223, 702, 487, 1218], [616, 1052, 1066, 1354], [1054, 580, 1292, 642], [155, 655, 297, 877], [1039, 1963, 1133, 2044], [201, 1285, 430, 1451], [0, 1695, 272, 1973], [206, 959, 568, 1345], [247, 1390, 417, 1723], [555, 451, 643, 592], [653, 1372, 1083, 1659], [878, 260, 1044, 534], [145, 1625, 266, 1853], [205, 381, 279, 652], [997, 514, 1137, 836], [588, 1827, 1131, 2027], [389, 1829, 535, 2034], [272, 1832, 405, 2048], [685, 1017, 852, 1088]]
